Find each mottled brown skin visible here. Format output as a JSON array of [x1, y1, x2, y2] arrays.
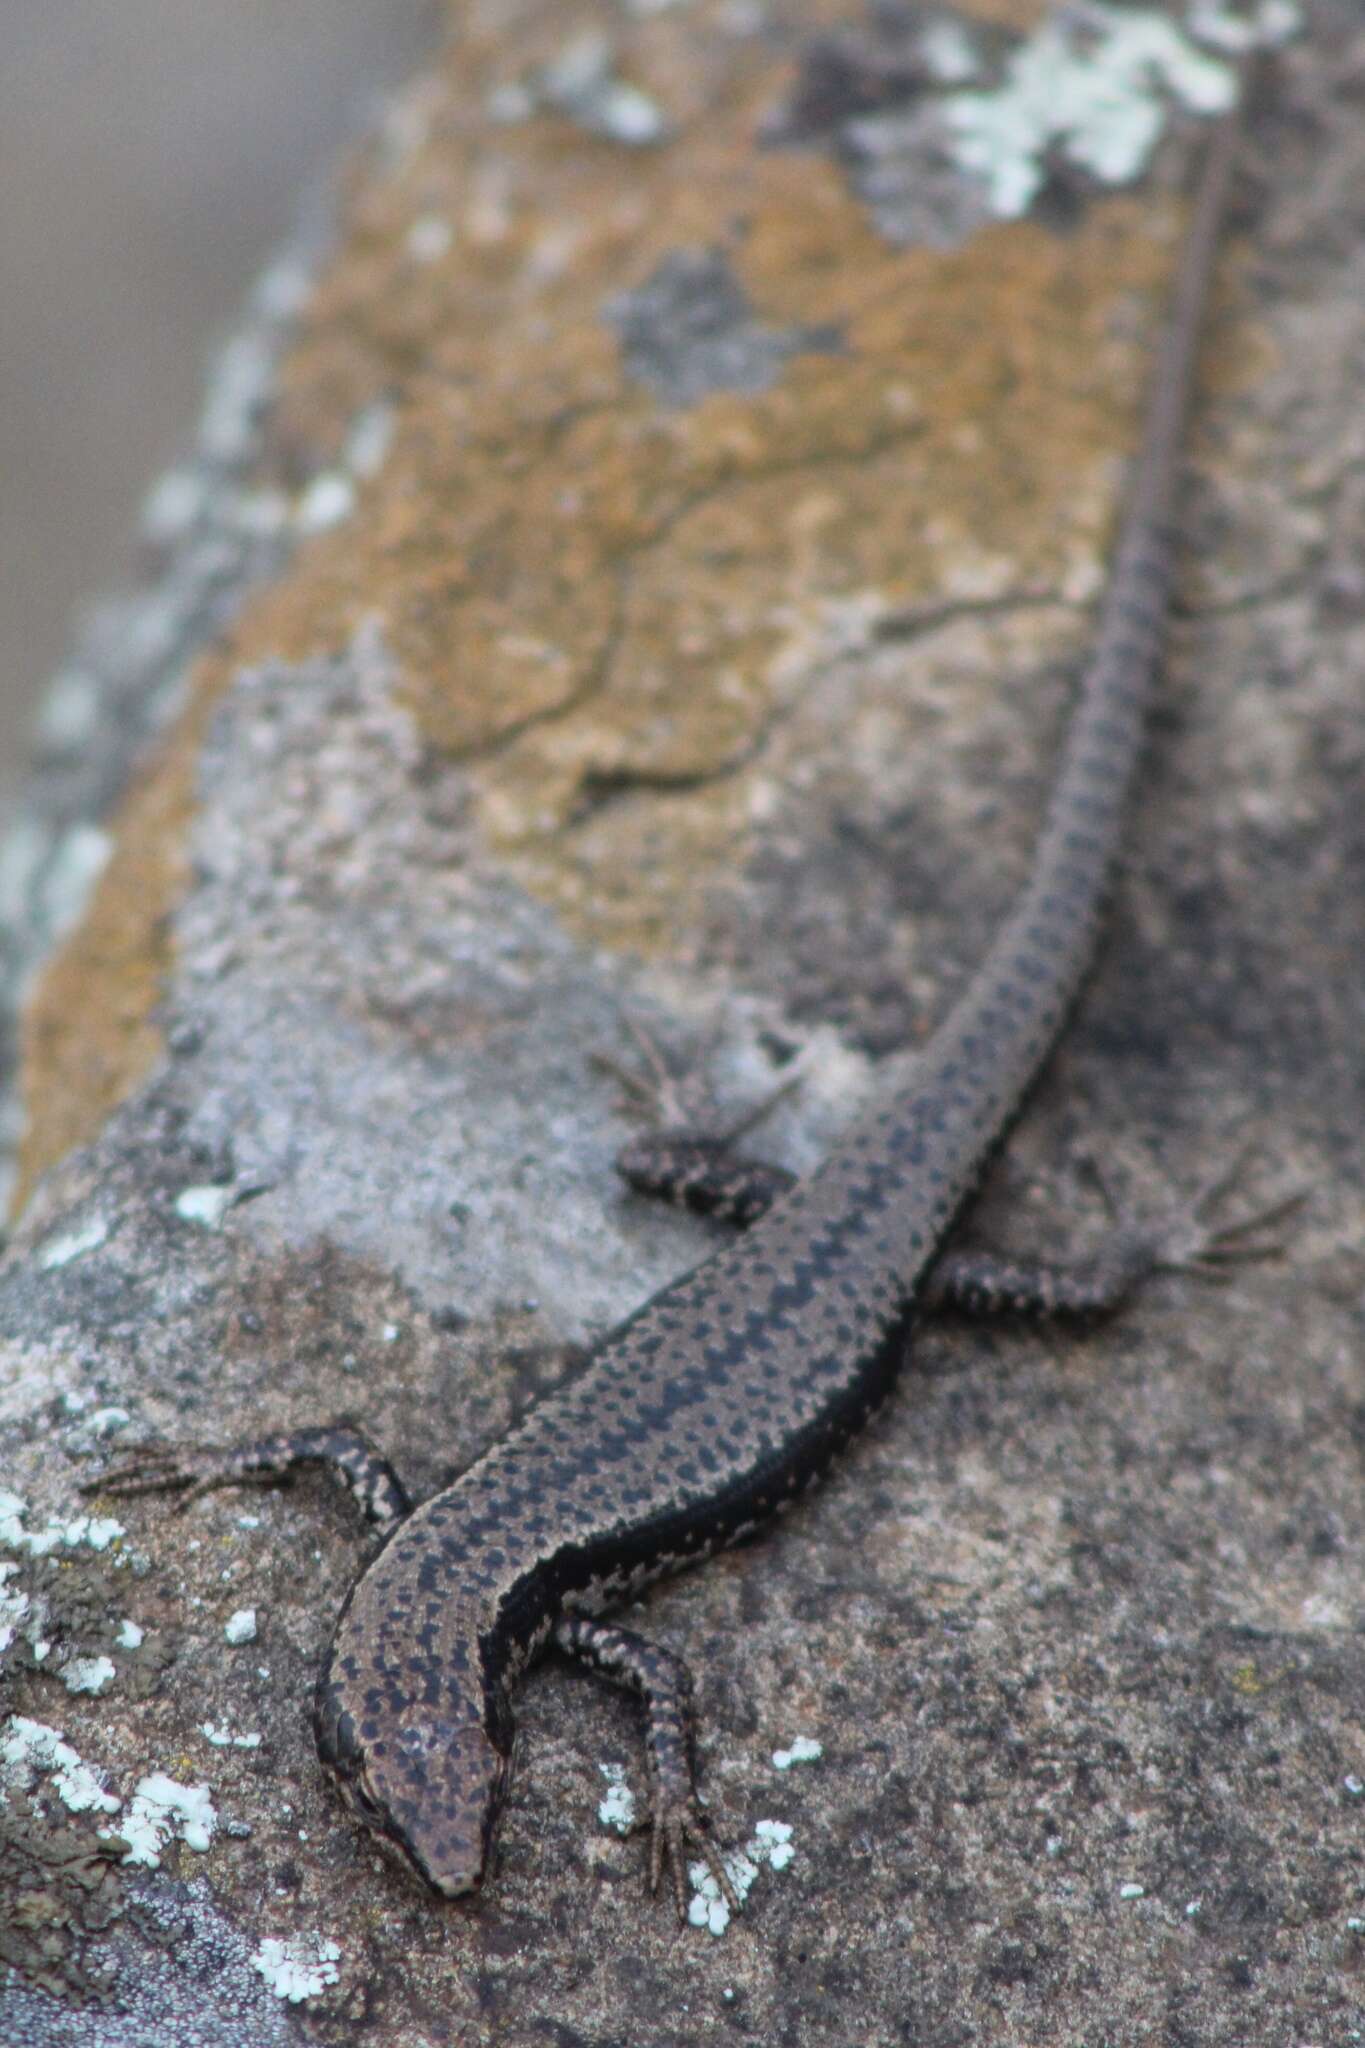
[[92, 92, 1254, 1916]]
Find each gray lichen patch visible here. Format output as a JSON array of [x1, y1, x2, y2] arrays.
[[1, 1874, 305, 2046], [606, 247, 843, 408]]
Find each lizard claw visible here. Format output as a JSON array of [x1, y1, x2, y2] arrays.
[[647, 1791, 739, 1924], [593, 1014, 803, 1147], [1074, 1145, 1307, 1281], [1148, 1176, 1309, 1278], [591, 1015, 701, 1130], [80, 1442, 258, 1513]]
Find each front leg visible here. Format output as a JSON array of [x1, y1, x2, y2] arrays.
[[616, 1131, 797, 1225], [554, 1612, 739, 1921], [599, 1019, 802, 1225], [82, 1422, 412, 1537]]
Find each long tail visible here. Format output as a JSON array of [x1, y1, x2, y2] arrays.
[[920, 75, 1252, 1145]]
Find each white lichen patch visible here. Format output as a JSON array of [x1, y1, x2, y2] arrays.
[[60, 1654, 117, 1696], [597, 1761, 637, 1835], [114, 1772, 218, 1866], [295, 473, 356, 536], [174, 1183, 236, 1230], [201, 1721, 262, 1750], [1187, 0, 1301, 52], [772, 1735, 823, 1770], [920, 16, 978, 84], [517, 29, 667, 146], [224, 1607, 258, 1644], [4, 1718, 226, 1867], [753, 1818, 796, 1870], [0, 1564, 30, 1663], [688, 1819, 796, 1936], [0, 1716, 122, 1816], [141, 465, 210, 545], [115, 1617, 144, 1649], [36, 1216, 109, 1271], [83, 1406, 133, 1438], [0, 1488, 125, 1558], [945, 3, 1235, 218], [251, 1932, 343, 2003], [344, 400, 396, 481]]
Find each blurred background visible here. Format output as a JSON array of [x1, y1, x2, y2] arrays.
[[0, 0, 442, 827]]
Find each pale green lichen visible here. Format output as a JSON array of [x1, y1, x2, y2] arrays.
[[36, 1216, 110, 1272], [201, 1720, 262, 1750], [174, 1182, 236, 1229], [0, 1488, 125, 1557], [113, 1772, 218, 1866], [771, 1734, 823, 1770], [597, 1760, 636, 1835], [224, 1606, 258, 1644], [0, 1716, 122, 1817], [687, 1818, 796, 1936], [251, 1932, 343, 2003], [946, 3, 1237, 218], [59, 1654, 117, 1696]]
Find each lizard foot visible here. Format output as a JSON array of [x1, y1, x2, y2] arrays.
[[81, 1424, 414, 1532], [646, 1789, 740, 1924], [594, 1016, 804, 1226]]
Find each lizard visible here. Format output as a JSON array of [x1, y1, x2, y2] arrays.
[[90, 73, 1273, 1919]]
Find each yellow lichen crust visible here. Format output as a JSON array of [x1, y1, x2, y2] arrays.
[[13, 0, 1238, 1210]]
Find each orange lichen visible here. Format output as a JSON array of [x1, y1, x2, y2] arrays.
[[258, 103, 1183, 946], [11, 0, 1239, 1213]]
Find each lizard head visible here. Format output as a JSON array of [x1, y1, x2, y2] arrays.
[[320, 1687, 512, 1898]]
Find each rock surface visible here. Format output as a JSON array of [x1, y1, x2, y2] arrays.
[[3, 4, 1364, 2044]]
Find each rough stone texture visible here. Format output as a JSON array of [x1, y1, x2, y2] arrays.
[[3, 3, 1365, 2043]]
